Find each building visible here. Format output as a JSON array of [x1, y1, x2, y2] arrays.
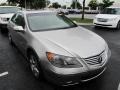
[[112, 2, 120, 7]]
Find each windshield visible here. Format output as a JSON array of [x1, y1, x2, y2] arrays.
[[0, 7, 20, 14], [101, 8, 120, 15], [27, 13, 77, 31]]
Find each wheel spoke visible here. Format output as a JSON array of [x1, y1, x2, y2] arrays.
[[29, 55, 40, 78]]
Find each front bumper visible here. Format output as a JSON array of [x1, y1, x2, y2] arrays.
[[93, 19, 118, 28], [0, 24, 7, 29], [44, 66, 106, 86], [43, 49, 111, 86]]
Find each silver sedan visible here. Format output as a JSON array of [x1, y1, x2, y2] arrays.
[[7, 10, 111, 86]]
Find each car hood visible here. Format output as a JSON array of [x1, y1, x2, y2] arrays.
[[96, 14, 119, 19], [0, 13, 14, 18], [34, 26, 106, 58]]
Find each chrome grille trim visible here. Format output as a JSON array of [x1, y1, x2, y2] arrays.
[[84, 51, 105, 66], [97, 18, 108, 22]]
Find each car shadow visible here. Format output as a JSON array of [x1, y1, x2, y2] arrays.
[[0, 29, 8, 37], [93, 26, 119, 32], [53, 74, 106, 90]]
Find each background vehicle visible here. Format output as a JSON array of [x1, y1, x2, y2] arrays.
[[93, 7, 120, 30], [8, 10, 111, 86], [0, 6, 20, 33], [68, 9, 81, 14], [59, 9, 69, 15]]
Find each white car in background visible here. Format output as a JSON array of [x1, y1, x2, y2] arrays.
[[93, 7, 120, 30], [0, 6, 20, 32]]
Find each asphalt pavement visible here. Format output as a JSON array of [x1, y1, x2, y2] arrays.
[[0, 26, 120, 90]]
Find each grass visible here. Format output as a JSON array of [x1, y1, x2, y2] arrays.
[[70, 18, 93, 23]]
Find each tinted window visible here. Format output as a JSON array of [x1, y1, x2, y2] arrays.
[[14, 14, 25, 28], [27, 13, 77, 31]]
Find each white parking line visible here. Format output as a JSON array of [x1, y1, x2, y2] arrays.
[[118, 83, 120, 90], [0, 72, 8, 77]]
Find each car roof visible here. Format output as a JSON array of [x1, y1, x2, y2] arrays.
[[108, 7, 120, 8], [19, 9, 58, 15]]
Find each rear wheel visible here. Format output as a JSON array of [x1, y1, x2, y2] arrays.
[[28, 51, 42, 79]]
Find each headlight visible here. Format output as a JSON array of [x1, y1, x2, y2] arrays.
[[0, 17, 8, 21], [46, 52, 83, 68], [108, 18, 117, 21]]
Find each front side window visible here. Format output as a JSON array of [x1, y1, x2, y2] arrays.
[[27, 13, 77, 31], [14, 14, 25, 28], [0, 7, 20, 14], [101, 8, 120, 15]]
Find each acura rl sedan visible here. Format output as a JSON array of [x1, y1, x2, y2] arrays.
[[7, 10, 111, 86]]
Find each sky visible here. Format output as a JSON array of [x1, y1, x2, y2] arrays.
[[0, 0, 119, 6]]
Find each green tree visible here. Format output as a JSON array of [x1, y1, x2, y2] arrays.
[[71, 1, 82, 9], [0, 3, 8, 6], [31, 0, 46, 9], [88, 0, 98, 10], [51, 2, 61, 9], [7, 0, 47, 9], [62, 5, 66, 9], [99, 0, 114, 9]]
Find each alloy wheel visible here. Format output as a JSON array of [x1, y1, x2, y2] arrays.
[[29, 54, 40, 78]]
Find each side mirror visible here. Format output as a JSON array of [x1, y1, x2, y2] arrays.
[[73, 21, 77, 24], [13, 26, 24, 32]]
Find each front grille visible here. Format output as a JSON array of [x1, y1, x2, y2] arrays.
[[97, 18, 108, 22], [84, 51, 105, 66]]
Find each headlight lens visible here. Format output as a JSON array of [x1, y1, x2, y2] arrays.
[[108, 18, 117, 21], [46, 52, 83, 68], [0, 17, 8, 21]]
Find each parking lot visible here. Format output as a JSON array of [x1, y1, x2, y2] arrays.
[[67, 14, 96, 19], [0, 25, 120, 90]]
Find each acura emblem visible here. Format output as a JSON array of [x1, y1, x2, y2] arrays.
[[98, 56, 102, 63]]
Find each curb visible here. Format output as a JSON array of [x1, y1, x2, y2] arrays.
[[77, 23, 93, 26]]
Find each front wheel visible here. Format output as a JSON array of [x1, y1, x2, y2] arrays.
[[28, 52, 42, 79]]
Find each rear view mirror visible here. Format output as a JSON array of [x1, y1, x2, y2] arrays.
[[13, 26, 24, 32]]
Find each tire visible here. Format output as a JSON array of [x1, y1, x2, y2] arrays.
[[117, 21, 120, 30], [28, 51, 43, 79]]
